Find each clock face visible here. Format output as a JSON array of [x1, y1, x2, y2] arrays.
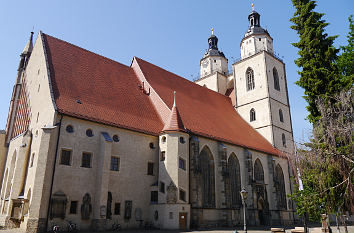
[[202, 59, 209, 68]]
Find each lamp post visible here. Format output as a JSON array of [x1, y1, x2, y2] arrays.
[[240, 187, 248, 233]]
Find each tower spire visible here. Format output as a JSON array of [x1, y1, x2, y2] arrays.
[[22, 31, 34, 55]]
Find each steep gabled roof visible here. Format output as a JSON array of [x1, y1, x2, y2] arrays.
[[42, 33, 163, 135], [162, 104, 185, 132], [135, 58, 283, 157], [42, 32, 283, 157]]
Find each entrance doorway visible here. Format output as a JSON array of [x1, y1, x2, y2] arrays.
[[179, 212, 187, 230]]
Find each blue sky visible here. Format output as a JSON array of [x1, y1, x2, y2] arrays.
[[0, 0, 353, 143]]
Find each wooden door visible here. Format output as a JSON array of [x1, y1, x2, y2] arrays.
[[179, 212, 187, 230]]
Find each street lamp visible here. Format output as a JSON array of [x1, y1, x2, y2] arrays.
[[240, 187, 248, 233]]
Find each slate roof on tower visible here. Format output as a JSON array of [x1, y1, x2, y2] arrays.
[[42, 32, 284, 157]]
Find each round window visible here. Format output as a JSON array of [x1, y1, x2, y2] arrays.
[[149, 143, 155, 149], [113, 135, 120, 142], [66, 125, 74, 133], [161, 136, 166, 143], [86, 129, 93, 137], [179, 137, 185, 144]]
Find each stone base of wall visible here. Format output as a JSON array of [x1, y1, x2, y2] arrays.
[[26, 218, 46, 233], [91, 219, 107, 231]]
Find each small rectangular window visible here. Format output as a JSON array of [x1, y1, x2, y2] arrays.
[[160, 151, 165, 161], [69, 201, 78, 214], [169, 212, 173, 219], [110, 157, 120, 171], [179, 189, 186, 202], [179, 157, 186, 170], [160, 182, 165, 193], [147, 162, 154, 175], [81, 152, 92, 168], [60, 149, 71, 166], [150, 191, 158, 203], [114, 203, 121, 215]]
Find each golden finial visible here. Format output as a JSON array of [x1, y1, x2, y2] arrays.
[[252, 3, 255, 11], [211, 28, 214, 35]]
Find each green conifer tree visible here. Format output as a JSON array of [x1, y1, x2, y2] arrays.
[[290, 0, 341, 123]]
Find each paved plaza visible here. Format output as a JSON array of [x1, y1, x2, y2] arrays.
[[0, 226, 353, 233]]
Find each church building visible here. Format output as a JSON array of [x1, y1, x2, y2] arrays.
[[0, 7, 295, 233]]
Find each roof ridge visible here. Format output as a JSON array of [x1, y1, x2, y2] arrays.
[[134, 57, 233, 100], [42, 32, 130, 68]]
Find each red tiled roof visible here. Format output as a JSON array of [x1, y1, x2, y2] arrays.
[[42, 33, 163, 135], [42, 32, 283, 157], [135, 58, 284, 157], [162, 105, 185, 132]]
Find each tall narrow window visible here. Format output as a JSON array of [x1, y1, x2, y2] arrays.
[[110, 157, 120, 171], [106, 192, 112, 219], [200, 146, 215, 208], [250, 108, 256, 122], [282, 133, 286, 147], [114, 203, 121, 215], [228, 154, 241, 207], [147, 162, 154, 175], [81, 152, 92, 168], [273, 67, 280, 91], [246, 68, 255, 91], [254, 159, 264, 183], [60, 149, 71, 166], [69, 201, 78, 214], [275, 164, 287, 209], [160, 182, 165, 193], [279, 109, 284, 123], [150, 191, 158, 203]]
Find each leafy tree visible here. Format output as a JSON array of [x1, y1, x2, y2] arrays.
[[290, 0, 342, 123], [337, 15, 354, 88]]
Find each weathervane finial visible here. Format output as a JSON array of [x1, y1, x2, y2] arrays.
[[211, 28, 214, 35], [252, 3, 255, 11]]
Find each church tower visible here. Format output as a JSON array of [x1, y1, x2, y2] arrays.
[[195, 29, 232, 95], [233, 6, 294, 154]]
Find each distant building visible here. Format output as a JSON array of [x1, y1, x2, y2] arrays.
[[0, 8, 295, 233]]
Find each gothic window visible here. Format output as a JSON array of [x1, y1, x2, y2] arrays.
[[273, 67, 280, 91], [275, 164, 287, 209], [254, 159, 264, 183], [200, 146, 215, 208], [282, 133, 286, 147], [279, 109, 284, 123], [50, 191, 67, 219], [250, 108, 256, 122], [228, 154, 241, 207], [246, 68, 255, 91]]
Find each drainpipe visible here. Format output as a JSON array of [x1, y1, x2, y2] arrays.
[[45, 114, 63, 231]]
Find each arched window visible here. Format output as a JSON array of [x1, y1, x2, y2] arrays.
[[275, 164, 287, 209], [228, 154, 241, 207], [279, 109, 284, 123], [250, 108, 256, 122], [273, 67, 280, 91], [200, 146, 215, 208], [254, 159, 264, 183], [282, 133, 286, 147], [246, 68, 255, 91]]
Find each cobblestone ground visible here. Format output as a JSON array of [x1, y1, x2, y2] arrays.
[[0, 226, 353, 233]]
